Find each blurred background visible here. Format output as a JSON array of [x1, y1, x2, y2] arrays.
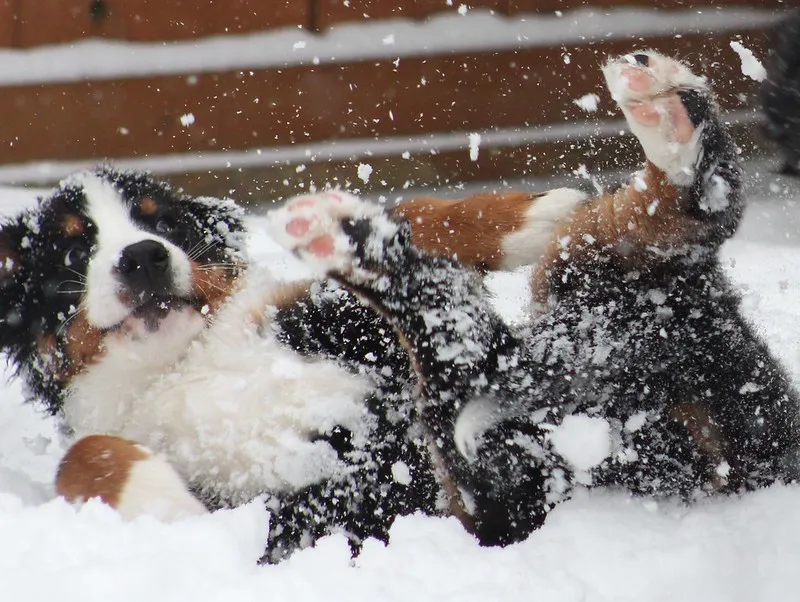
[[0, 0, 793, 206]]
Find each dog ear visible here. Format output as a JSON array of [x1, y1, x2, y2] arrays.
[[0, 219, 29, 350], [0, 220, 24, 290]]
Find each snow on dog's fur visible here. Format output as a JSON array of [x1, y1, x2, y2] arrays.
[[268, 52, 800, 547], [0, 167, 439, 562]]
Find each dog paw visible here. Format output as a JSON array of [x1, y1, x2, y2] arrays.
[[266, 191, 397, 276], [602, 51, 709, 184]]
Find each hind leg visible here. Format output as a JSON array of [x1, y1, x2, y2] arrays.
[[603, 51, 742, 222], [603, 52, 708, 184], [530, 52, 745, 305]]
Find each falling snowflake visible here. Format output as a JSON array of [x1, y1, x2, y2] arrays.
[[357, 163, 373, 184]]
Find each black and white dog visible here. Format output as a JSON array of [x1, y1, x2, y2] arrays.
[[267, 51, 800, 544], [2, 51, 797, 559]]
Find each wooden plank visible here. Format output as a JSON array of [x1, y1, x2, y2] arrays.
[[312, 0, 409, 31], [0, 0, 15, 46], [0, 28, 768, 165], [14, 0, 310, 47]]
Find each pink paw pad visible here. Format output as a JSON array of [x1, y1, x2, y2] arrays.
[[306, 234, 336, 258], [286, 216, 315, 237]]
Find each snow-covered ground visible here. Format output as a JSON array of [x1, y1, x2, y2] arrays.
[[1, 163, 800, 601]]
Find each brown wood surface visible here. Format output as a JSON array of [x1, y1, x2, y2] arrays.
[[0, 0, 14, 46], [13, 0, 309, 47], [0, 28, 767, 166]]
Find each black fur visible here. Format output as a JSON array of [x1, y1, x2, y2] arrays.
[[308, 81, 800, 547], [262, 282, 440, 562]]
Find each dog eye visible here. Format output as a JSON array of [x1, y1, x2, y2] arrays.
[[156, 217, 176, 234], [64, 244, 89, 268]]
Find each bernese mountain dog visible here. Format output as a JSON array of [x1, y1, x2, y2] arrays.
[[4, 51, 798, 559]]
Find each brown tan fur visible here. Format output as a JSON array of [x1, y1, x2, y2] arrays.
[[262, 280, 312, 310], [668, 403, 728, 490], [250, 280, 312, 333], [62, 214, 85, 237], [63, 312, 107, 379], [56, 434, 150, 508], [190, 261, 242, 316], [529, 162, 706, 306], [392, 192, 544, 271], [139, 197, 158, 216]]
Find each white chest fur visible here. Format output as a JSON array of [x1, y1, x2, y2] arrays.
[[65, 272, 371, 504]]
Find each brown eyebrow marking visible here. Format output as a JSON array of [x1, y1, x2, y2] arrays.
[[139, 197, 158, 216], [62, 214, 85, 237]]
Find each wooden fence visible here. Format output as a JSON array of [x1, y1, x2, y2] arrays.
[[0, 0, 794, 202]]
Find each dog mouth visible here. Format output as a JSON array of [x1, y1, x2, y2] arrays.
[[124, 295, 194, 333]]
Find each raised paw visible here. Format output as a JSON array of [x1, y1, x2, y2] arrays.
[[266, 191, 398, 276], [603, 51, 710, 184]]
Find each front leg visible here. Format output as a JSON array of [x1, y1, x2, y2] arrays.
[[267, 191, 516, 420]]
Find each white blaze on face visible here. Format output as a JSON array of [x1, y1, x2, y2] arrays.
[[79, 174, 194, 329]]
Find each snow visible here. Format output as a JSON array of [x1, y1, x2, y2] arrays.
[[549, 414, 611, 473], [468, 133, 481, 162], [1, 167, 800, 600], [357, 163, 373, 184], [573, 93, 600, 113], [730, 40, 767, 82]]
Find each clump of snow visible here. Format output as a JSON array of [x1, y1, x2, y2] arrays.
[[357, 163, 373, 184], [549, 414, 611, 472], [391, 461, 412, 485], [730, 41, 766, 82], [179, 112, 196, 127], [468, 133, 481, 162], [573, 93, 600, 113], [699, 173, 732, 213]]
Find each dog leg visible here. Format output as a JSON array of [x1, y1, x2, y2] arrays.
[[392, 189, 586, 272], [56, 435, 207, 522], [267, 191, 570, 546], [531, 52, 744, 307]]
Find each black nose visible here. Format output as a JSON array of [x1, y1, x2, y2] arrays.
[[632, 53, 649, 67], [117, 240, 172, 296]]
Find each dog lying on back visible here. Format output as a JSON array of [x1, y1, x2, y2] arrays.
[[6, 51, 799, 557]]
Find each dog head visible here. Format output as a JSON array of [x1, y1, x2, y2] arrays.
[[0, 167, 247, 413]]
